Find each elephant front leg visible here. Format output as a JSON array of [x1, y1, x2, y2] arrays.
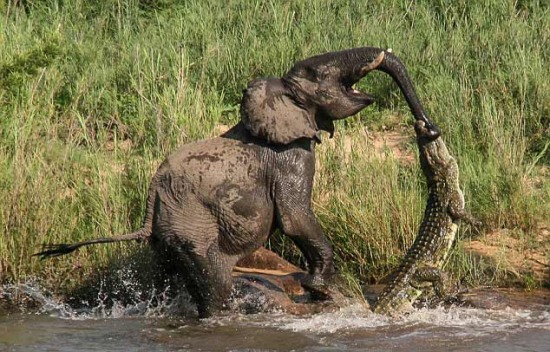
[[274, 151, 337, 299], [275, 204, 336, 296]]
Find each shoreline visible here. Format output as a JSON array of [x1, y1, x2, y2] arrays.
[[2, 246, 548, 316], [2, 277, 548, 317]]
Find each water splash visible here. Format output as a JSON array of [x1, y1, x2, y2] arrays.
[[2, 275, 549, 340], [265, 303, 550, 336], [1, 280, 73, 316], [0, 272, 196, 320]]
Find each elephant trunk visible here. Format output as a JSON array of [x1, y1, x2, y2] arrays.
[[344, 47, 440, 135]]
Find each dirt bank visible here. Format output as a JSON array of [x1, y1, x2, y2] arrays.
[[463, 226, 549, 287]]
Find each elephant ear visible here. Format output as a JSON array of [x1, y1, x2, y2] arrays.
[[240, 78, 317, 144]]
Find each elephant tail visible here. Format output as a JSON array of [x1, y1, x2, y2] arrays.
[[34, 171, 161, 260], [33, 228, 149, 260]]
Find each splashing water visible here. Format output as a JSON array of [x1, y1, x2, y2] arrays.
[[1, 277, 549, 352], [261, 303, 549, 335], [0, 273, 195, 320]]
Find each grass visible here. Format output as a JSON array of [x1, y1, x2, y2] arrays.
[[1, 0, 548, 296]]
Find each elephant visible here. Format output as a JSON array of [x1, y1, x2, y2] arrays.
[[35, 47, 439, 318]]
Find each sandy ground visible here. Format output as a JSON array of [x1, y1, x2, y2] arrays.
[[464, 227, 549, 286]]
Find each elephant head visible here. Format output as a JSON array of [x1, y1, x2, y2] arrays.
[[241, 47, 439, 144]]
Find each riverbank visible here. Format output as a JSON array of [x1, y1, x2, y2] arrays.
[[1, 1, 548, 294], [1, 247, 547, 317]]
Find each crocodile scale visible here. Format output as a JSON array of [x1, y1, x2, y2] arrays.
[[373, 120, 472, 316]]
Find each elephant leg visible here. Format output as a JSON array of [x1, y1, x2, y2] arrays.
[[276, 206, 335, 289], [203, 243, 237, 316], [150, 238, 202, 312], [174, 244, 235, 318], [273, 150, 336, 290], [152, 185, 229, 318], [167, 238, 238, 318], [152, 240, 223, 318], [181, 250, 221, 318]]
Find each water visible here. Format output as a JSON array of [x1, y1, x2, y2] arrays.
[[1, 282, 549, 352]]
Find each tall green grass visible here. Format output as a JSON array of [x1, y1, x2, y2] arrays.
[[1, 0, 548, 293]]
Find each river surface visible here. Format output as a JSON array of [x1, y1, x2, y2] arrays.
[[0, 283, 549, 352]]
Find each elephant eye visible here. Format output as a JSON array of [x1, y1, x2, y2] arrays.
[[294, 65, 328, 83], [317, 65, 335, 81], [303, 66, 319, 81]]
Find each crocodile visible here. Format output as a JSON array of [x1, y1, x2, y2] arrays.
[[373, 120, 475, 316]]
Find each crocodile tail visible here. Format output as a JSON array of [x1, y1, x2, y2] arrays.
[[372, 257, 418, 313]]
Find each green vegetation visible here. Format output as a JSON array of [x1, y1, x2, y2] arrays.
[[1, 0, 548, 296]]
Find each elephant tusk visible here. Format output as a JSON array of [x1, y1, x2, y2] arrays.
[[361, 51, 385, 75]]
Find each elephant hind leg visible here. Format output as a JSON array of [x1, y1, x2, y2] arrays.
[[156, 239, 235, 318], [181, 245, 235, 318], [204, 243, 238, 315], [151, 184, 238, 317]]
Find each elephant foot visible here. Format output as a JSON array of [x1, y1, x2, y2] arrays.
[[196, 296, 229, 319], [300, 272, 346, 305]]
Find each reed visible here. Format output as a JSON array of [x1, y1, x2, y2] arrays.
[[1, 0, 548, 293]]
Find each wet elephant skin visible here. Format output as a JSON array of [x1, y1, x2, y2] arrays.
[[35, 47, 438, 318]]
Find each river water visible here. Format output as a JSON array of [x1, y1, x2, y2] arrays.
[[1, 283, 549, 352]]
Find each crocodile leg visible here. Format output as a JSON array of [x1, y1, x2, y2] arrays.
[[412, 266, 449, 299], [373, 121, 475, 316]]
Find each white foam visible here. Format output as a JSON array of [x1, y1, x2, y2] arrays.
[[266, 304, 550, 335], [3, 278, 549, 339], [1, 278, 195, 320]]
